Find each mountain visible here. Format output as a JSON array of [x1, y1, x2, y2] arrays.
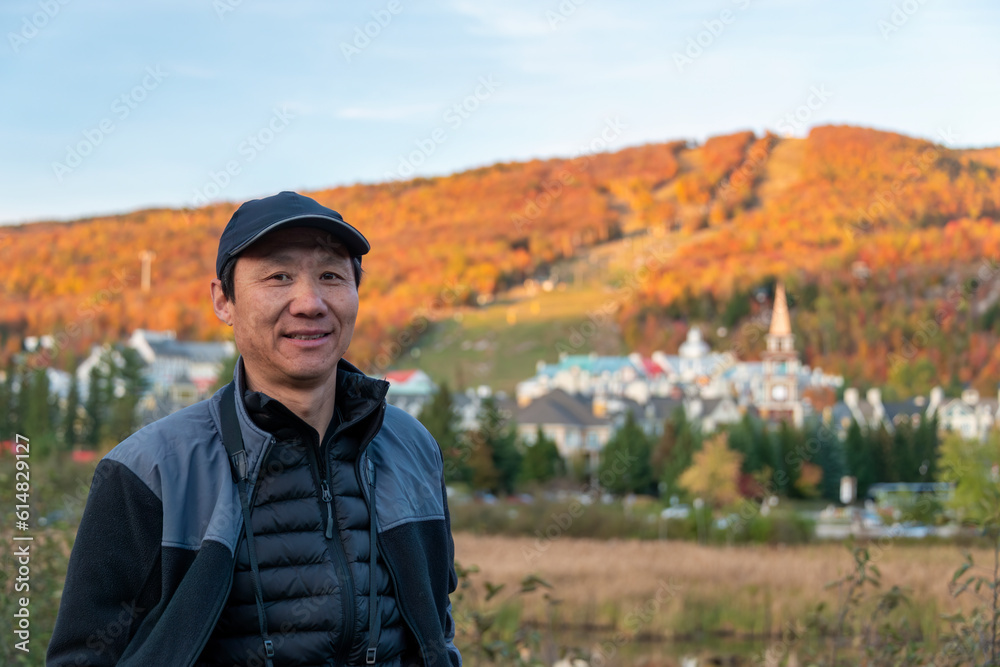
[[3, 125, 1000, 396]]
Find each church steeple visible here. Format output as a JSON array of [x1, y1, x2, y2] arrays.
[[769, 282, 791, 337], [760, 280, 802, 426]]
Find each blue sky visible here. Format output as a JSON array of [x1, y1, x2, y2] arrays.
[[2, 0, 999, 224]]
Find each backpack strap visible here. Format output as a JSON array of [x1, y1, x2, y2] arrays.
[[220, 382, 275, 667]]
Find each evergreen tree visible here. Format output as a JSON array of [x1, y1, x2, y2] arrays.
[[600, 410, 654, 495], [211, 352, 239, 392], [474, 397, 521, 493], [0, 359, 15, 437], [845, 420, 875, 498], [775, 421, 800, 497], [63, 373, 81, 450], [891, 423, 916, 483], [752, 421, 777, 476], [417, 382, 466, 484], [467, 437, 499, 493], [519, 426, 564, 485], [810, 424, 847, 502], [33, 366, 62, 454], [107, 347, 147, 443], [914, 415, 939, 480], [870, 423, 893, 484], [725, 415, 762, 474], [658, 407, 699, 497], [15, 362, 31, 435], [23, 367, 53, 438], [83, 363, 108, 449]]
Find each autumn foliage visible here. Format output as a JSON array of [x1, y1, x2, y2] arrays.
[[3, 125, 1000, 392]]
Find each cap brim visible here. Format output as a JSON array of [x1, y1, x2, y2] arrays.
[[228, 214, 370, 257]]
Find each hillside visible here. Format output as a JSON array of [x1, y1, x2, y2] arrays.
[[3, 125, 1000, 395]]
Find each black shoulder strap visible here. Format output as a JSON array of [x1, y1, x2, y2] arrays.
[[220, 383, 248, 482], [219, 382, 274, 667]]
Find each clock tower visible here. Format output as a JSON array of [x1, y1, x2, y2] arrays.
[[761, 282, 802, 426]]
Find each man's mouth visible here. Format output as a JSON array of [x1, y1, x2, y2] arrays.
[[285, 333, 330, 340]]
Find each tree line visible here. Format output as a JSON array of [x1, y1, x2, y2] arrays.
[[418, 382, 943, 505], [0, 347, 147, 456]]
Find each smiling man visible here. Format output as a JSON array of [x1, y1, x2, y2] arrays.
[[47, 192, 462, 667]]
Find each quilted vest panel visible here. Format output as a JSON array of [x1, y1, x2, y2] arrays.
[[196, 391, 407, 667]]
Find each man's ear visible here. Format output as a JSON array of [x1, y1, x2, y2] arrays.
[[210, 279, 233, 326]]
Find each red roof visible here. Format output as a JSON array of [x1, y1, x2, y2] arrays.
[[384, 369, 418, 384], [641, 357, 664, 377]]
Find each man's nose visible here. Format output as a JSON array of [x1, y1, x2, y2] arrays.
[[288, 277, 329, 316]]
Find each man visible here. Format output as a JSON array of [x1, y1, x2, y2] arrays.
[[47, 191, 462, 667]]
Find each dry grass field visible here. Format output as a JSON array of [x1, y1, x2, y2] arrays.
[[453, 532, 995, 639]]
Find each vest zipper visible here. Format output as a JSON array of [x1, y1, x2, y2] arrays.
[[306, 442, 354, 666], [321, 481, 334, 539]]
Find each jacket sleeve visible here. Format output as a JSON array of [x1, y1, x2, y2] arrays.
[[441, 473, 462, 667], [46, 458, 162, 666]]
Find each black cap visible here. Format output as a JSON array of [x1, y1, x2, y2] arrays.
[[215, 191, 370, 278]]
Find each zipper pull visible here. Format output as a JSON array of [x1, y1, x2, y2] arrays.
[[321, 481, 334, 539], [366, 457, 376, 488]]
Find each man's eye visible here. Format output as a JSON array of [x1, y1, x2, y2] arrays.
[[269, 273, 291, 282]]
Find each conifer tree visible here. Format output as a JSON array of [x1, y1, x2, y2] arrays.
[[601, 410, 653, 495], [417, 381, 466, 483], [519, 426, 564, 485], [63, 373, 80, 450]]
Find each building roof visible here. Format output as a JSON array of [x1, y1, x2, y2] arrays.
[[769, 282, 792, 337], [384, 368, 436, 396], [537, 355, 642, 378], [516, 389, 610, 428], [882, 398, 926, 421], [146, 338, 234, 363]]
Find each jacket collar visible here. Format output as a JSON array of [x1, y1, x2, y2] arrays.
[[236, 356, 389, 444], [226, 355, 389, 486]]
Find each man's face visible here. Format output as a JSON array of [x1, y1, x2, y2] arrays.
[[212, 226, 359, 392]]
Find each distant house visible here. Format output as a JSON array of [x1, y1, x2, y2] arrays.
[[516, 353, 666, 406], [383, 369, 437, 417], [451, 388, 516, 433], [935, 387, 1000, 442], [595, 392, 740, 437], [688, 396, 743, 433], [515, 389, 613, 460], [77, 329, 235, 424], [128, 329, 235, 397]]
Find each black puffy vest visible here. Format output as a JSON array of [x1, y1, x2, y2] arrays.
[[196, 388, 408, 666]]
